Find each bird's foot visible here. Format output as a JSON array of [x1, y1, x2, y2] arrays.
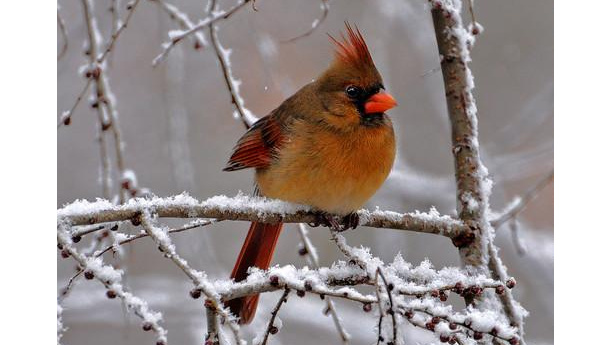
[[311, 212, 358, 232], [341, 212, 359, 230]]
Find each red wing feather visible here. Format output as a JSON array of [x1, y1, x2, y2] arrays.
[[223, 115, 284, 171]]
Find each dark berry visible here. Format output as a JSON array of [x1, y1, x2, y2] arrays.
[[84, 271, 95, 280], [426, 322, 436, 331], [440, 335, 450, 343], [190, 289, 201, 299], [269, 326, 278, 335], [473, 331, 483, 340], [142, 322, 153, 331], [304, 281, 312, 291], [509, 337, 520, 345], [449, 322, 457, 330], [362, 303, 372, 312], [495, 285, 505, 295], [269, 275, 279, 286], [297, 290, 305, 298], [298, 246, 308, 256], [431, 316, 441, 324], [106, 290, 117, 299], [506, 278, 516, 289], [61, 249, 70, 258]]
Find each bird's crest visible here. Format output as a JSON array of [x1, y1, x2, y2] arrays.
[[328, 22, 375, 70]]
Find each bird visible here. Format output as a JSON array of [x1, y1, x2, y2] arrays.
[[223, 22, 397, 324]]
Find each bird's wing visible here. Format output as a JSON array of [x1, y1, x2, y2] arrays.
[[223, 114, 286, 171]]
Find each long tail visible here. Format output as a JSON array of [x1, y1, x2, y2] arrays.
[[228, 221, 283, 324]]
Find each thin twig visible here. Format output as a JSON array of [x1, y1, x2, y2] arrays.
[[258, 288, 290, 345], [97, 0, 142, 63], [208, 0, 256, 129], [491, 170, 554, 228], [376, 268, 397, 345], [153, 0, 252, 66], [82, 0, 113, 199], [139, 212, 242, 344], [57, 225, 168, 344], [57, 79, 92, 129], [282, 0, 329, 43], [509, 219, 527, 256], [57, 9, 68, 60], [297, 224, 350, 343], [151, 0, 207, 49]]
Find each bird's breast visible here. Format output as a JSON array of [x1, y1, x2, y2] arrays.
[[256, 119, 395, 214]]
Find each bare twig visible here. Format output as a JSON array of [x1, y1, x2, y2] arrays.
[[97, 0, 142, 63], [57, 79, 92, 129], [375, 268, 396, 345], [83, 0, 130, 203], [257, 288, 290, 345], [283, 0, 329, 43], [297, 224, 350, 343], [152, 0, 252, 66], [491, 170, 554, 228], [509, 219, 527, 256], [57, 8, 68, 60]]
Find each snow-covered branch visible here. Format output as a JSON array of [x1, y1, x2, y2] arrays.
[[57, 224, 168, 344], [150, 0, 207, 50], [208, 0, 258, 129], [152, 0, 252, 66], [57, 193, 468, 237], [430, 0, 526, 340]]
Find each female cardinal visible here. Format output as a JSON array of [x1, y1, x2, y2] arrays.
[[224, 23, 397, 324]]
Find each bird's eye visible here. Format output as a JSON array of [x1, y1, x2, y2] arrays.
[[345, 85, 362, 98]]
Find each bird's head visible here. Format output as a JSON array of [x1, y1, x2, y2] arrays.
[[314, 22, 397, 130]]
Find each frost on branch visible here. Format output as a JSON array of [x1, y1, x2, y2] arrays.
[[57, 196, 518, 344]]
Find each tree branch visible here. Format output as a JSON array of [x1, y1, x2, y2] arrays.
[[491, 169, 554, 228], [152, 0, 252, 66], [282, 0, 330, 43], [58, 193, 467, 237]]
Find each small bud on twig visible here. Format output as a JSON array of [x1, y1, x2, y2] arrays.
[[190, 289, 201, 299], [362, 302, 372, 312]]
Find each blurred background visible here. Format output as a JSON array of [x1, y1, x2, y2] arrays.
[[57, 0, 553, 344]]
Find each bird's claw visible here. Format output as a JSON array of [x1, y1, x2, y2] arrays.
[[313, 212, 359, 232]]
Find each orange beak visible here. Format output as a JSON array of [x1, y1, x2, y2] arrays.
[[364, 91, 397, 114]]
